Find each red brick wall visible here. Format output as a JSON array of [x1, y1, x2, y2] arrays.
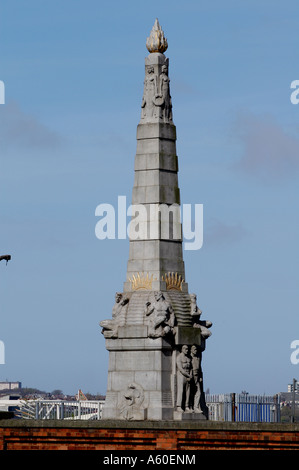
[[0, 420, 298, 450]]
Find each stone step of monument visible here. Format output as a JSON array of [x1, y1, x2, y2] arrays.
[[165, 291, 193, 327], [125, 291, 152, 324]]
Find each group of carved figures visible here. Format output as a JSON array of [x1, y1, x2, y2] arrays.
[[141, 65, 173, 122], [100, 290, 211, 417], [116, 344, 208, 419], [100, 291, 212, 341], [176, 344, 207, 415]]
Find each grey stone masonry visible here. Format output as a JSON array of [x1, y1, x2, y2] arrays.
[[125, 50, 185, 293], [100, 20, 212, 422]]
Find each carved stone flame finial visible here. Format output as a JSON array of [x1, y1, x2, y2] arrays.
[[146, 18, 168, 54]]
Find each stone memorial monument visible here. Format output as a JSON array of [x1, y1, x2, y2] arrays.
[[100, 19, 212, 421]]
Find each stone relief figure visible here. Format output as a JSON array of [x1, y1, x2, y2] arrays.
[[144, 291, 176, 338], [156, 64, 172, 122], [100, 292, 129, 338], [176, 344, 209, 416], [176, 345, 192, 412], [190, 344, 208, 416], [141, 66, 157, 120], [141, 64, 172, 123], [190, 293, 212, 339], [118, 382, 146, 421]]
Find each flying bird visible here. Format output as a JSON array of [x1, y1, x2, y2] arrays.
[[0, 255, 11, 265]]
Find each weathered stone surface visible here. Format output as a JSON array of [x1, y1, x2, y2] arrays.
[[137, 122, 176, 140], [174, 326, 202, 345], [134, 153, 178, 172]]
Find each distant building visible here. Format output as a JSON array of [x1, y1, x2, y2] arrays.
[[0, 381, 21, 391], [288, 380, 298, 393]]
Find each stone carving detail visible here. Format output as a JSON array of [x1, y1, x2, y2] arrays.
[[129, 272, 156, 290], [146, 18, 168, 54], [118, 382, 146, 421], [190, 344, 208, 416], [176, 344, 192, 412], [190, 293, 212, 339], [141, 65, 158, 120], [176, 344, 208, 415], [100, 292, 129, 338], [156, 64, 172, 122], [144, 291, 176, 338], [141, 64, 173, 123], [162, 272, 184, 291]]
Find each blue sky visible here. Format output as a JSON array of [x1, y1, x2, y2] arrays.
[[0, 0, 298, 396]]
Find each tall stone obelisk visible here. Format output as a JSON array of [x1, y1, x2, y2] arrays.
[[100, 19, 212, 421]]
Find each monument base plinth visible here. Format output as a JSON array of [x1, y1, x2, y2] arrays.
[[173, 410, 208, 421], [102, 327, 175, 421]]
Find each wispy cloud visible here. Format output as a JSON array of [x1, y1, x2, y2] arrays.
[[232, 111, 299, 180], [205, 218, 248, 246], [0, 101, 63, 151]]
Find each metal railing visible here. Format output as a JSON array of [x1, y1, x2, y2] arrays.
[[15, 400, 105, 420], [206, 394, 233, 421], [11, 394, 280, 422], [206, 393, 280, 422]]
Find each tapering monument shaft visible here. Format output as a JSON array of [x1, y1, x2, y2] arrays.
[[124, 21, 185, 293], [100, 19, 212, 421]]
